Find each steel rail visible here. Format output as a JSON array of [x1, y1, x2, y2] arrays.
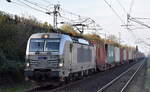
[[120, 60, 145, 92], [97, 61, 144, 92]]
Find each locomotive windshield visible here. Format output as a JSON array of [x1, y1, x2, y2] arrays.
[[29, 39, 45, 52], [45, 40, 60, 52], [29, 38, 60, 52]]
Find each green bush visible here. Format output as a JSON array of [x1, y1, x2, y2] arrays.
[[0, 11, 53, 84]]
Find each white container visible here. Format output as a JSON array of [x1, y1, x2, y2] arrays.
[[114, 47, 120, 63], [128, 49, 133, 60], [123, 49, 127, 61]]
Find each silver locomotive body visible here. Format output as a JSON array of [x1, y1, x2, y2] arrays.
[[25, 33, 96, 82]]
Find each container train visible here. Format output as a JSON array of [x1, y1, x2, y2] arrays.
[[24, 33, 145, 84]]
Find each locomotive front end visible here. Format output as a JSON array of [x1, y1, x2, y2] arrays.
[[25, 33, 64, 82]]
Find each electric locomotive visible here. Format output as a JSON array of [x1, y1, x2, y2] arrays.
[[25, 33, 96, 83]]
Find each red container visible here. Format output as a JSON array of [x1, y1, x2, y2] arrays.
[[120, 48, 124, 64], [93, 42, 106, 70]]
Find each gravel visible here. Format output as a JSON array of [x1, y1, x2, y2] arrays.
[[103, 60, 144, 92]]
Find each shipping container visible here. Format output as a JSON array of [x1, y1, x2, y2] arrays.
[[128, 49, 133, 61], [133, 50, 137, 61], [106, 44, 115, 64], [126, 48, 129, 62], [123, 48, 127, 62], [120, 48, 124, 64], [114, 47, 120, 63], [95, 43, 107, 70]]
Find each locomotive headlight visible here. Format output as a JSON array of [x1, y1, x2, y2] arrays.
[[43, 34, 49, 39], [59, 63, 63, 67], [26, 62, 30, 67]]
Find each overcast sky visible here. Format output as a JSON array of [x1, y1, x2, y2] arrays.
[[0, 0, 150, 55]]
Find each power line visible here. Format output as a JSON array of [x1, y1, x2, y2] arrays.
[[103, 0, 126, 25], [129, 0, 135, 15], [59, 8, 93, 24], [11, 1, 26, 8], [134, 17, 150, 20], [12, 0, 83, 28], [43, 0, 52, 4], [129, 17, 150, 28], [60, 8, 81, 17], [17, 0, 46, 13], [22, 0, 48, 10], [7, 0, 102, 33], [17, 0, 95, 26], [115, 0, 127, 13]]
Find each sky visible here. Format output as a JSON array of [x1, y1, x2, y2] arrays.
[[0, 0, 150, 55]]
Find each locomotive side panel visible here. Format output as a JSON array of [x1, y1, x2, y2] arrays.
[[62, 41, 73, 77], [70, 43, 96, 73]]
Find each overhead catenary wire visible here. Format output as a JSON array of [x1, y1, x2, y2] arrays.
[[42, 0, 60, 4], [125, 0, 150, 49], [11, 1, 27, 8], [130, 17, 150, 28], [103, 0, 126, 25], [17, 0, 46, 13], [123, 0, 149, 48], [42, 0, 52, 4], [7, 0, 103, 33], [115, 0, 127, 14], [60, 8, 82, 18], [129, 0, 135, 15], [134, 17, 150, 20], [11, 0, 54, 14], [22, 0, 48, 10], [21, 1, 94, 23], [12, 1, 76, 23], [59, 8, 95, 25], [127, 27, 150, 50], [126, 0, 134, 30]]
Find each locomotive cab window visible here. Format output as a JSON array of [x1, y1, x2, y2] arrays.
[[29, 38, 60, 52], [45, 39, 60, 52], [29, 39, 45, 52]]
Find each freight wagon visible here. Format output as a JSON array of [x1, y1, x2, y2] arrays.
[[94, 42, 107, 70]]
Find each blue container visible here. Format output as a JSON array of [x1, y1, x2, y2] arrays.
[[106, 44, 114, 64]]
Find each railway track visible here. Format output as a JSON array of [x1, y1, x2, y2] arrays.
[[23, 60, 145, 92], [97, 59, 145, 92], [23, 74, 93, 92], [23, 73, 93, 92]]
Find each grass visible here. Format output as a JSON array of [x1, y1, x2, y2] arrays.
[[144, 59, 150, 92], [0, 82, 32, 92]]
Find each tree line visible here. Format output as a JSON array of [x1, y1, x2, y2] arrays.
[[0, 11, 53, 84]]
